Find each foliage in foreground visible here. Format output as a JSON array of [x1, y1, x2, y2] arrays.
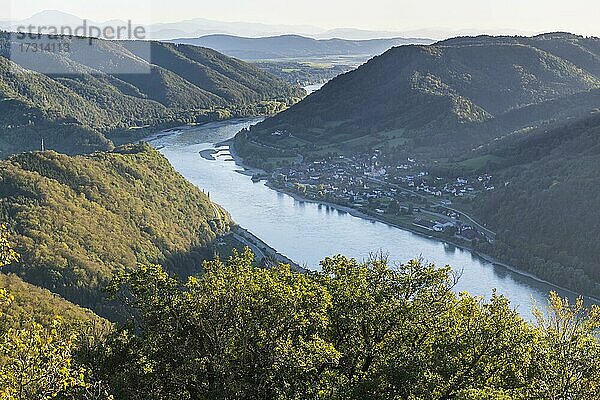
[[1, 228, 599, 399], [0, 225, 112, 400], [92, 249, 599, 400]]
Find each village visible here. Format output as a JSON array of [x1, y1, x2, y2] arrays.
[[267, 149, 497, 244]]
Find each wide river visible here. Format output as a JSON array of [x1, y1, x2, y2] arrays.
[[150, 117, 586, 321]]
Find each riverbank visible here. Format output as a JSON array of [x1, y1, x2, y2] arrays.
[[218, 138, 267, 178], [229, 226, 307, 273], [273, 183, 600, 302], [229, 142, 475, 250], [227, 141, 600, 303], [145, 120, 600, 314]]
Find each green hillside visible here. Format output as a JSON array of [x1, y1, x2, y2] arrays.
[[0, 32, 305, 157], [0, 272, 105, 328], [241, 33, 600, 163], [234, 33, 600, 296], [470, 112, 600, 294], [0, 143, 232, 318]]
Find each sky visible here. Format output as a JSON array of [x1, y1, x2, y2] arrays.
[[3, 0, 600, 36]]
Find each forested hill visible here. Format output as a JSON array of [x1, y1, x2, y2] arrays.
[[244, 33, 600, 158], [0, 143, 232, 318], [471, 112, 600, 295], [0, 32, 305, 157]]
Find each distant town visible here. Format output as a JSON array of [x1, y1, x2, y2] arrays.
[[263, 149, 497, 245]]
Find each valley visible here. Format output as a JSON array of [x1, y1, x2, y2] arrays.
[[0, 32, 304, 157], [171, 34, 434, 85], [1, 6, 600, 394], [236, 33, 600, 297], [148, 118, 594, 322]]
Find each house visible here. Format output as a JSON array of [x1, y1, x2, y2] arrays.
[[433, 221, 456, 232]]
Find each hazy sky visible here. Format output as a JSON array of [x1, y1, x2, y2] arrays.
[[4, 0, 600, 36]]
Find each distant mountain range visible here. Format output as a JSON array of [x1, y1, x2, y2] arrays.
[[170, 34, 434, 60], [0, 10, 320, 39], [0, 11, 420, 40], [0, 10, 528, 41], [1, 10, 544, 44]]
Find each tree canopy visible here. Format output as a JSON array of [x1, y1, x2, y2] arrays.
[[1, 225, 599, 399], [92, 250, 600, 399]]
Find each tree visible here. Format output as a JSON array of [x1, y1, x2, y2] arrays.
[[319, 256, 539, 400], [99, 251, 568, 399], [318, 255, 458, 398], [0, 225, 19, 269], [0, 319, 87, 400], [104, 249, 338, 400], [530, 292, 600, 399], [0, 224, 99, 400]]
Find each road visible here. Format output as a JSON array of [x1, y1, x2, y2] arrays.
[[367, 177, 496, 240], [241, 133, 496, 241]]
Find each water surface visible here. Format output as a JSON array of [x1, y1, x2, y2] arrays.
[[304, 82, 326, 94], [150, 118, 590, 321]]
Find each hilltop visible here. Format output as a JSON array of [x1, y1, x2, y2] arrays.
[[242, 33, 600, 162], [0, 143, 232, 318]]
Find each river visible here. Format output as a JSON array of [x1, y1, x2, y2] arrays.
[[149, 118, 588, 321], [304, 82, 326, 94]]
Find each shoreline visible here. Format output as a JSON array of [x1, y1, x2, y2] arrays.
[[266, 180, 600, 302], [227, 139, 600, 303], [218, 138, 267, 177], [229, 226, 307, 273], [146, 121, 600, 304]]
